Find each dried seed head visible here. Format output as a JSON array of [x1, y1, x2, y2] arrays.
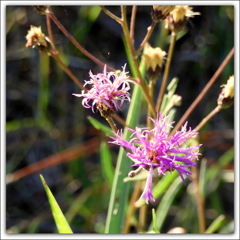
[[25, 25, 57, 55], [151, 5, 176, 22], [143, 43, 167, 82], [217, 75, 234, 109], [32, 6, 49, 15], [165, 6, 200, 33]]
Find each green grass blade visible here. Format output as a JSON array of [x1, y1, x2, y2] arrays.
[[148, 176, 184, 232], [136, 171, 178, 208], [87, 116, 114, 137], [100, 142, 114, 187], [152, 208, 160, 233], [205, 215, 226, 233], [39, 174, 73, 234]]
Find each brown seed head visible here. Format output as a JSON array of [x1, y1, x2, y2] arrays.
[[151, 5, 176, 22]]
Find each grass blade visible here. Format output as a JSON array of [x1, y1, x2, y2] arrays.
[[39, 174, 73, 234]]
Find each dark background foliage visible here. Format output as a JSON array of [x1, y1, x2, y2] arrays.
[[6, 5, 234, 233]]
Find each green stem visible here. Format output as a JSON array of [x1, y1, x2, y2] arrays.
[[106, 117, 118, 133], [120, 6, 156, 118], [156, 31, 176, 112]]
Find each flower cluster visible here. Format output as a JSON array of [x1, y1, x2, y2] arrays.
[[73, 64, 135, 118], [109, 113, 202, 203]]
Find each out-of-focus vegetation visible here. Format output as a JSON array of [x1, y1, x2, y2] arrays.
[[6, 5, 234, 233]]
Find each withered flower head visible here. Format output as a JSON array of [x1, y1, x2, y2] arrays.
[[143, 43, 167, 82], [217, 75, 234, 109], [151, 5, 176, 22], [32, 6, 49, 15], [25, 25, 57, 55], [165, 6, 200, 33]]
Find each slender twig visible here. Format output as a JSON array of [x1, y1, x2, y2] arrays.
[[135, 22, 157, 56], [113, 114, 129, 128], [100, 6, 122, 24], [46, 7, 54, 45], [123, 181, 142, 233], [194, 106, 221, 132], [106, 117, 118, 133], [170, 47, 234, 136], [120, 6, 156, 118], [130, 6, 137, 45], [156, 31, 176, 112], [191, 165, 206, 233], [51, 54, 87, 91], [47, 10, 115, 72]]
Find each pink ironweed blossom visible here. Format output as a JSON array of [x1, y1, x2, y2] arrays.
[[109, 113, 202, 204], [73, 64, 135, 117]]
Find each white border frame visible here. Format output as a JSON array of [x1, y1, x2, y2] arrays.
[[1, 1, 239, 239]]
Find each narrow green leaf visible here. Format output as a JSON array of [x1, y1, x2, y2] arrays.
[[87, 116, 114, 137], [39, 174, 73, 234], [199, 158, 207, 199], [205, 215, 226, 233], [148, 176, 184, 232], [105, 62, 145, 233], [100, 142, 114, 186], [136, 171, 178, 208], [152, 208, 160, 233]]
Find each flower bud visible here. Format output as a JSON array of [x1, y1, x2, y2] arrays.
[[217, 75, 234, 109], [25, 25, 57, 55], [165, 6, 200, 33], [151, 5, 176, 22], [142, 43, 167, 82]]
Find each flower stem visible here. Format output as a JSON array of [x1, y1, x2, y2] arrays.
[[130, 6, 137, 45], [123, 181, 142, 233], [51, 54, 86, 91], [106, 117, 118, 133], [100, 6, 122, 24], [46, 7, 54, 45], [47, 9, 115, 72], [120, 6, 156, 118], [170, 47, 234, 136], [191, 165, 206, 233], [156, 31, 177, 112], [136, 21, 157, 56], [194, 106, 221, 132]]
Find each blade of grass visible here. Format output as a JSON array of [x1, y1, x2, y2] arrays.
[[39, 174, 73, 234], [105, 61, 145, 233], [88, 116, 114, 137], [205, 215, 226, 233], [148, 175, 184, 232], [100, 142, 114, 187]]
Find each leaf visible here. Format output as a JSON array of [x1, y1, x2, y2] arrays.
[[148, 176, 184, 232], [205, 215, 226, 233], [104, 61, 145, 233], [100, 142, 114, 186], [39, 174, 73, 234], [88, 116, 114, 137], [152, 208, 160, 233]]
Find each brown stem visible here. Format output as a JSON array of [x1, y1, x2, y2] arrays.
[[192, 165, 206, 233], [194, 106, 221, 132], [100, 6, 122, 24], [170, 47, 234, 136], [121, 6, 156, 118], [51, 54, 86, 91], [138, 202, 147, 233], [106, 117, 117, 133], [47, 10, 115, 72], [156, 31, 176, 112], [123, 181, 142, 233], [130, 6, 137, 45], [113, 113, 129, 128], [136, 22, 157, 56], [46, 7, 54, 45]]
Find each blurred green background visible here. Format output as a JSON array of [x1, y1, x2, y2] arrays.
[[6, 5, 234, 233]]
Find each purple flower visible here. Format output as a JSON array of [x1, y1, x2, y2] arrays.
[[109, 113, 202, 203], [73, 64, 135, 117]]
